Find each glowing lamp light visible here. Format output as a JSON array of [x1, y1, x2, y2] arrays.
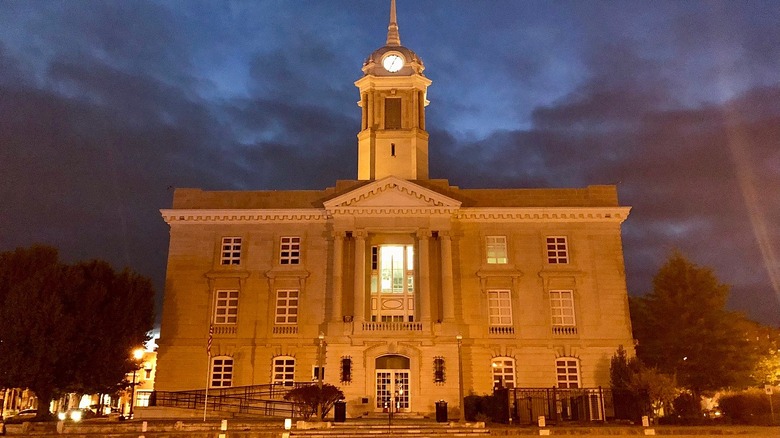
[[70, 410, 83, 422], [133, 348, 145, 360], [57, 412, 67, 421]]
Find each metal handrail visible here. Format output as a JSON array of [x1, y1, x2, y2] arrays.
[[151, 382, 313, 418]]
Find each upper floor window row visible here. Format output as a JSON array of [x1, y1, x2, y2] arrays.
[[219, 236, 303, 266], [484, 235, 570, 265]]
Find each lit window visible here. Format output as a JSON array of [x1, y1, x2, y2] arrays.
[[135, 391, 152, 407], [211, 357, 234, 388], [312, 366, 325, 381], [273, 356, 296, 386], [487, 290, 513, 326], [280, 237, 301, 265], [274, 290, 299, 324], [486, 236, 508, 264], [214, 290, 239, 324], [556, 358, 580, 388], [340, 357, 352, 383], [220, 237, 242, 265], [434, 357, 445, 383], [550, 290, 576, 335], [491, 358, 515, 388], [546, 236, 568, 264]]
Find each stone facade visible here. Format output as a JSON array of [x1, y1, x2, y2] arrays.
[[155, 1, 634, 418]]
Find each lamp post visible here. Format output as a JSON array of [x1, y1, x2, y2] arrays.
[[316, 333, 325, 421], [457, 334, 465, 423], [129, 348, 144, 419]]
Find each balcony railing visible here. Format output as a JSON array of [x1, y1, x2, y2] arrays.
[[361, 321, 423, 332], [213, 325, 237, 335], [272, 325, 298, 335], [489, 326, 515, 335], [552, 325, 577, 335]]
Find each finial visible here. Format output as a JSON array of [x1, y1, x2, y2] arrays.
[[386, 0, 401, 46]]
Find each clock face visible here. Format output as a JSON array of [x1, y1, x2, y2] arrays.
[[382, 54, 404, 72]]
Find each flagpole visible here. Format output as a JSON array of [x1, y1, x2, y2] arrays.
[[204, 324, 213, 422]]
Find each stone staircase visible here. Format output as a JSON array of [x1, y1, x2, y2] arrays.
[[289, 420, 490, 438]]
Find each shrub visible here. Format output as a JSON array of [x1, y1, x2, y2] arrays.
[[718, 389, 778, 425], [284, 384, 345, 420]]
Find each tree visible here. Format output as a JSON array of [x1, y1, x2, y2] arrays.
[[610, 346, 676, 419], [630, 252, 757, 395], [0, 245, 155, 418], [283, 384, 345, 420]]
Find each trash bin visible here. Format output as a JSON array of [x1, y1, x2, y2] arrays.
[[334, 400, 347, 422], [435, 400, 448, 422]]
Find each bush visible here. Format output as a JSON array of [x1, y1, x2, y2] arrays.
[[718, 390, 778, 425], [672, 392, 701, 421], [464, 391, 509, 424], [284, 384, 345, 420]]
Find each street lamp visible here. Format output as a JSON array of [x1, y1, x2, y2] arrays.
[[457, 334, 465, 423], [129, 348, 144, 419], [316, 333, 325, 421]]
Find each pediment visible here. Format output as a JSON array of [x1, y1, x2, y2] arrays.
[[323, 176, 461, 213]]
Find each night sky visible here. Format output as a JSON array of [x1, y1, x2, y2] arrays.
[[1, 1, 778, 326]]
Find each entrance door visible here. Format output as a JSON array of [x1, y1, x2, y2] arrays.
[[376, 370, 410, 412]]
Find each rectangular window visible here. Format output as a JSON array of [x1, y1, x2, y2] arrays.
[[214, 290, 239, 324], [487, 290, 513, 326], [275, 290, 299, 324], [211, 357, 234, 388], [486, 236, 508, 264], [556, 358, 580, 389], [385, 98, 401, 129], [341, 357, 352, 383], [434, 357, 446, 383], [273, 357, 295, 386], [280, 237, 301, 265], [546, 236, 569, 264], [312, 366, 325, 381], [550, 290, 576, 327], [220, 237, 242, 265], [135, 391, 152, 407], [491, 358, 515, 389]]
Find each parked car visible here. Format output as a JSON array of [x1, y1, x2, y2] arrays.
[[57, 408, 97, 422], [4, 408, 38, 423]]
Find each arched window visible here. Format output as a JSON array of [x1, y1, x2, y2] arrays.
[[210, 356, 234, 388], [555, 357, 580, 389], [272, 356, 296, 387], [491, 357, 515, 388]]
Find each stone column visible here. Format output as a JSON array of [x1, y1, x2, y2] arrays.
[[331, 231, 344, 322], [440, 231, 456, 322], [353, 231, 366, 323], [417, 229, 431, 323]]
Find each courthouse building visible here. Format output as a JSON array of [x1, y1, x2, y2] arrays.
[[155, 1, 634, 418]]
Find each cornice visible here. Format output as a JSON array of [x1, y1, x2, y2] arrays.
[[160, 209, 328, 224], [160, 205, 630, 224], [457, 207, 631, 223]]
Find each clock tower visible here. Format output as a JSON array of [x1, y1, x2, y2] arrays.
[[356, 0, 431, 180]]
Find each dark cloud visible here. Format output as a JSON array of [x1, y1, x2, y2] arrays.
[[0, 1, 777, 326]]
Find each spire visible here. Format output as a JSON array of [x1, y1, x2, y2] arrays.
[[386, 0, 401, 46]]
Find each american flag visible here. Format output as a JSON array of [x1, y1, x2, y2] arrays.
[[207, 324, 213, 357]]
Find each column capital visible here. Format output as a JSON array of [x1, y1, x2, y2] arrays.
[[331, 230, 347, 239], [416, 229, 432, 239], [353, 230, 367, 240]]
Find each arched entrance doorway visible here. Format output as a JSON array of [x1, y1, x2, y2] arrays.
[[375, 355, 410, 412]]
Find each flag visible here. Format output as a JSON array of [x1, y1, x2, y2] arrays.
[[207, 324, 213, 357]]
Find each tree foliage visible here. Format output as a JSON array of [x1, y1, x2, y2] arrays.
[[630, 252, 757, 394], [283, 384, 345, 420], [0, 245, 155, 418], [610, 346, 677, 418]]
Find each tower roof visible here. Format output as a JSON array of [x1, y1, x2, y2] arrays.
[[362, 0, 424, 77]]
